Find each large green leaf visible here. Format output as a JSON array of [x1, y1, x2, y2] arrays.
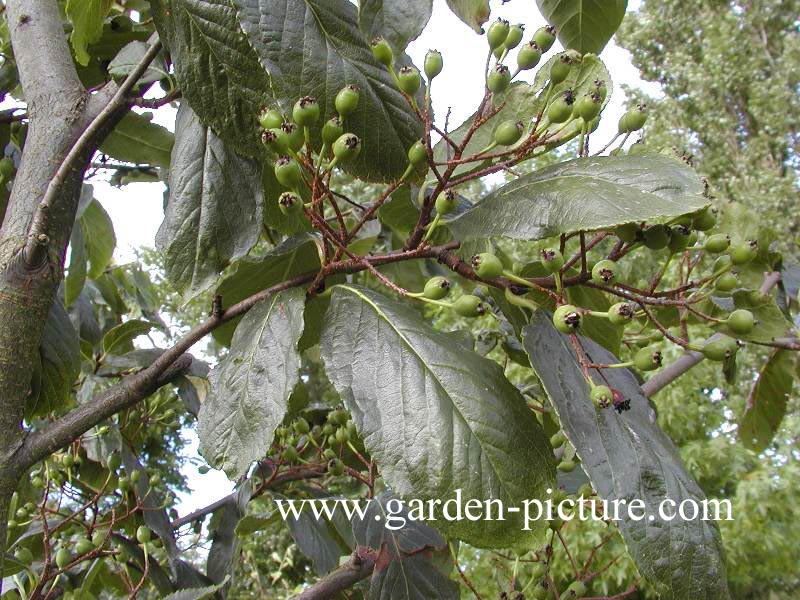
[[449, 153, 707, 241], [102, 320, 154, 355], [234, 0, 423, 182], [65, 226, 88, 308], [156, 104, 263, 300], [212, 234, 323, 346], [150, 0, 271, 157], [99, 111, 174, 168], [79, 199, 116, 279], [536, 0, 627, 54], [445, 0, 490, 33], [66, 0, 110, 65], [739, 350, 797, 452], [358, 0, 432, 53], [522, 311, 731, 600], [320, 284, 555, 548], [198, 288, 305, 478]]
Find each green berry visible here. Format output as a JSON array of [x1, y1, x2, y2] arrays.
[[614, 223, 640, 242], [634, 347, 662, 371], [642, 224, 671, 250], [293, 417, 310, 435], [335, 426, 349, 444], [322, 423, 334, 436], [118, 476, 130, 491], [608, 303, 635, 326], [136, 525, 151, 544], [31, 476, 44, 488], [540, 248, 564, 273], [574, 92, 602, 121], [729, 240, 758, 265], [407, 139, 427, 166], [504, 24, 525, 50], [517, 41, 542, 70], [550, 53, 573, 84], [275, 157, 302, 189], [148, 473, 161, 486], [714, 255, 733, 271], [14, 547, 33, 565], [715, 272, 739, 293], [323, 448, 336, 460], [322, 116, 344, 146], [591, 259, 616, 285], [106, 452, 121, 472], [487, 18, 510, 50], [92, 531, 106, 547], [258, 108, 283, 130], [550, 431, 566, 447], [292, 96, 319, 127], [553, 304, 582, 334], [619, 105, 647, 132], [371, 37, 393, 66], [565, 580, 587, 598], [494, 120, 525, 147], [424, 50, 443, 79], [15, 507, 27, 520], [692, 207, 717, 231], [328, 458, 345, 476], [487, 64, 511, 93], [282, 446, 299, 462], [704, 233, 731, 254], [435, 190, 458, 214], [533, 25, 556, 52], [594, 79, 609, 102], [668, 224, 692, 253], [397, 66, 421, 95], [335, 85, 360, 117], [55, 548, 72, 569], [547, 91, 574, 123], [282, 122, 305, 152], [262, 128, 289, 154], [422, 276, 451, 300], [471, 253, 504, 279], [590, 385, 613, 408], [332, 133, 362, 162], [558, 460, 576, 472], [75, 538, 95, 555], [702, 337, 738, 361], [727, 309, 755, 335], [453, 295, 486, 318], [130, 470, 141, 484]]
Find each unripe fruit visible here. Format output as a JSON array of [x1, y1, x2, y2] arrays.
[[533, 25, 556, 51], [118, 476, 130, 491], [332, 133, 362, 162], [574, 92, 602, 122], [704, 233, 731, 254], [634, 347, 663, 371], [407, 139, 427, 166], [136, 525, 151, 544], [487, 18, 510, 50], [258, 108, 283, 130], [591, 259, 616, 285], [322, 423, 334, 436], [471, 253, 504, 279], [553, 305, 582, 334], [130, 470, 141, 484], [453, 295, 486, 317], [106, 452, 121, 472], [590, 385, 613, 408], [423, 276, 451, 300], [76, 538, 95, 555], [92, 531, 106, 547], [540, 248, 564, 273], [15, 507, 27, 520], [435, 190, 458, 214], [335, 426, 349, 444], [148, 473, 161, 486], [293, 417, 310, 435], [594, 79, 608, 102], [714, 255, 733, 271], [727, 309, 755, 334], [702, 337, 738, 361], [715, 272, 739, 292], [335, 85, 360, 117], [494, 120, 525, 146], [397, 66, 421, 95], [371, 37, 393, 66], [668, 225, 692, 253], [328, 458, 345, 476], [516, 41, 542, 71], [608, 303, 635, 325], [547, 91, 574, 123], [729, 240, 758, 265], [619, 105, 646, 133], [322, 116, 344, 145], [424, 50, 443, 79], [261, 128, 289, 154], [558, 460, 576, 472], [55, 548, 72, 569], [614, 222, 640, 242], [642, 224, 670, 250], [292, 96, 319, 127], [275, 157, 302, 189], [14, 547, 33, 565], [323, 448, 336, 460], [550, 53, 573, 84], [282, 122, 305, 152], [565, 581, 587, 598], [282, 446, 299, 462], [505, 24, 525, 50], [32, 476, 44, 488], [692, 207, 717, 231], [550, 431, 566, 447], [487, 64, 511, 93]]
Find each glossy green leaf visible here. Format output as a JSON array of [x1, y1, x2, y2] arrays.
[[449, 153, 707, 241], [234, 0, 423, 182], [102, 320, 154, 355], [739, 350, 797, 452], [522, 311, 731, 600], [320, 284, 556, 548], [536, 0, 627, 54], [358, 0, 432, 53], [445, 0, 490, 33], [156, 104, 263, 300], [151, 0, 272, 157], [198, 288, 305, 478], [100, 111, 174, 168]]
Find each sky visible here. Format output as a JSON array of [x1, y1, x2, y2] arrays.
[[86, 0, 660, 520]]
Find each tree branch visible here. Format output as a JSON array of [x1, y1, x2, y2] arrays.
[[290, 548, 377, 600]]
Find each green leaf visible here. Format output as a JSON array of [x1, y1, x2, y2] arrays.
[[320, 284, 556, 548], [66, 0, 109, 65], [79, 199, 116, 279], [449, 153, 708, 241], [234, 0, 423, 182], [522, 311, 731, 600], [156, 104, 263, 299], [207, 485, 252, 584], [100, 111, 174, 168], [536, 0, 627, 54], [160, 578, 229, 600], [198, 288, 305, 478], [108, 41, 168, 85], [445, 0, 490, 33], [234, 513, 278, 536], [285, 496, 353, 575], [712, 290, 792, 344], [567, 283, 622, 354], [739, 350, 797, 452], [151, 0, 272, 157], [102, 320, 154, 355], [358, 0, 432, 53], [65, 225, 88, 308], [212, 234, 324, 346]]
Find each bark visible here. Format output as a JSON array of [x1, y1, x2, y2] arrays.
[[290, 549, 376, 600]]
